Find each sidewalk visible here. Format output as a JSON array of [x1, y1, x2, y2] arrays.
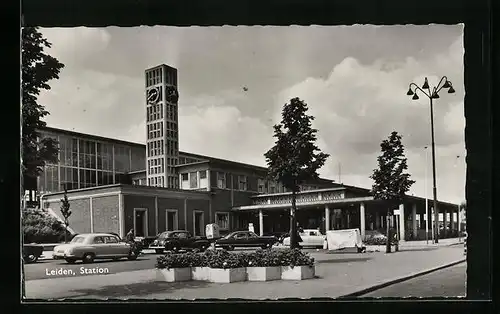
[[24, 245, 465, 299], [365, 237, 463, 252]]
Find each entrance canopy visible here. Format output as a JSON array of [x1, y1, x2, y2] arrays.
[[232, 187, 375, 212]]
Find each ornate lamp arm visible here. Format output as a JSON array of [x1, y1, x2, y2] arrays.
[[435, 76, 450, 94], [409, 83, 431, 99]]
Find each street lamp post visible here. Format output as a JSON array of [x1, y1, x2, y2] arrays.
[[424, 145, 429, 244], [407, 76, 455, 244]]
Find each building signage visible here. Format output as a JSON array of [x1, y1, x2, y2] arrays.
[[393, 209, 401, 215]]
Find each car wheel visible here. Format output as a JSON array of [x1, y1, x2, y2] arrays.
[[82, 253, 95, 264], [24, 254, 38, 263], [225, 245, 234, 251], [199, 244, 208, 252], [65, 258, 76, 264], [155, 249, 164, 254]]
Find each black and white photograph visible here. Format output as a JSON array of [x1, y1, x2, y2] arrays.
[[21, 24, 467, 300]]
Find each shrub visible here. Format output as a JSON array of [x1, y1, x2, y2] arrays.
[[156, 252, 192, 270], [247, 249, 283, 267], [275, 248, 315, 268], [155, 248, 316, 270], [22, 209, 66, 243], [206, 250, 248, 269]]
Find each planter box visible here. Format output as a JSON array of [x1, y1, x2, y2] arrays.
[[246, 266, 281, 281], [157, 268, 192, 282], [281, 265, 315, 280], [191, 266, 210, 281], [209, 267, 247, 283]]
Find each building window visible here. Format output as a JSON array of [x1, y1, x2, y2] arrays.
[[216, 212, 229, 230], [238, 175, 247, 191], [190, 172, 198, 189], [217, 172, 226, 189], [181, 173, 188, 181], [258, 179, 266, 193], [269, 181, 276, 194], [199, 170, 207, 179]]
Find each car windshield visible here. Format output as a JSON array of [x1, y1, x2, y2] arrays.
[[158, 232, 171, 239], [70, 236, 85, 243]]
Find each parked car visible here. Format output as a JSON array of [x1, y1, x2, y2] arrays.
[[23, 243, 44, 263], [52, 233, 140, 264], [215, 231, 278, 250], [149, 230, 211, 254], [282, 229, 326, 248]]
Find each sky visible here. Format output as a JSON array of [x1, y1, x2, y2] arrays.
[[38, 25, 465, 204]]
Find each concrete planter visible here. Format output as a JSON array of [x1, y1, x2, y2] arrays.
[[281, 265, 315, 280], [191, 266, 211, 281], [246, 266, 281, 281], [157, 268, 192, 282], [209, 267, 247, 283]]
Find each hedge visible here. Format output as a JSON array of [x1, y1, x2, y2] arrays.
[[156, 248, 315, 270]]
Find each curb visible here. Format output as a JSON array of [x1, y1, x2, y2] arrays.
[[339, 259, 466, 298]]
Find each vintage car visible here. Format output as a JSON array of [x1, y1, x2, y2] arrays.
[[215, 231, 278, 250], [23, 243, 44, 263], [52, 233, 140, 264], [149, 230, 211, 254], [282, 229, 326, 248]]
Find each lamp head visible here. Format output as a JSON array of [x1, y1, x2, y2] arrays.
[[422, 77, 429, 89], [448, 86, 456, 93], [431, 91, 440, 99], [442, 80, 451, 88], [406, 87, 414, 96], [412, 93, 419, 100]]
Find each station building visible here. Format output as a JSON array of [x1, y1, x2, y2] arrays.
[[39, 64, 462, 241]]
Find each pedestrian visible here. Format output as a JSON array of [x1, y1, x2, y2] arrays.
[[126, 229, 135, 243]]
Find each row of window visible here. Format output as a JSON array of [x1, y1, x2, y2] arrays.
[[147, 103, 163, 123], [42, 132, 140, 173], [149, 176, 164, 187], [166, 103, 177, 121], [180, 171, 208, 189], [40, 165, 124, 193], [147, 139, 164, 157], [145, 69, 163, 87], [216, 172, 247, 191]]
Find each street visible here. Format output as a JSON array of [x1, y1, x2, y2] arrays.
[[23, 246, 465, 299], [24, 247, 320, 281], [361, 261, 466, 297], [24, 254, 158, 280]]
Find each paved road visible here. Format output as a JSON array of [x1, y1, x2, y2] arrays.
[[24, 254, 160, 280], [361, 262, 466, 297], [25, 247, 323, 281]]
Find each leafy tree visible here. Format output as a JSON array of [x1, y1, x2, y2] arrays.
[[22, 27, 64, 202], [264, 97, 329, 249], [370, 131, 415, 253], [60, 189, 72, 243]]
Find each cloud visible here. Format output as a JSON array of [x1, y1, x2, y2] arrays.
[[37, 26, 465, 203], [273, 37, 465, 202]]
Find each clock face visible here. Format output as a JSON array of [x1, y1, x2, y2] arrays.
[[147, 87, 160, 104], [165, 85, 179, 103]]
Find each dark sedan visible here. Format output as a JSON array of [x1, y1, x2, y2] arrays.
[[23, 244, 44, 263], [215, 231, 278, 250]]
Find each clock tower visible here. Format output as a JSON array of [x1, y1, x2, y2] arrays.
[[144, 64, 179, 189]]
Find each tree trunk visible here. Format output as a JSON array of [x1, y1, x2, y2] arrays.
[[290, 190, 298, 249], [64, 221, 68, 243], [386, 209, 392, 253]]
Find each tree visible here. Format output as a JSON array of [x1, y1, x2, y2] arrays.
[[370, 131, 415, 253], [60, 189, 72, 243], [22, 27, 64, 203], [264, 97, 329, 249]]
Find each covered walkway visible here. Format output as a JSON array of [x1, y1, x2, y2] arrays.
[[232, 187, 462, 241]]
